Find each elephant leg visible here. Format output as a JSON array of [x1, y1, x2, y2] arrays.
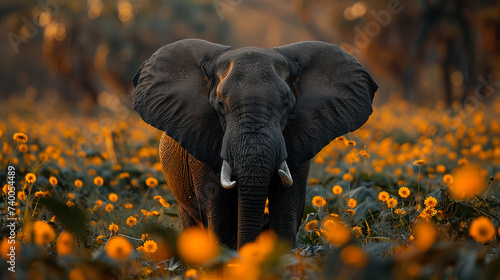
[[268, 161, 311, 246], [159, 133, 203, 227], [189, 157, 238, 249]]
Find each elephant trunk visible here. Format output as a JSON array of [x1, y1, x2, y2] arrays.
[[237, 180, 268, 247]]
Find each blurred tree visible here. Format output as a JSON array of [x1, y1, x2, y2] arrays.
[[0, 0, 231, 105], [297, 0, 500, 107]]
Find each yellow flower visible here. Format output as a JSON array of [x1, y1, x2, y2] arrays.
[[2, 185, 9, 195], [153, 195, 163, 201], [105, 203, 114, 212], [126, 216, 137, 227], [469, 216, 496, 244], [25, 173, 36, 184], [443, 174, 454, 185], [108, 222, 118, 233], [13, 132, 28, 143], [413, 159, 427, 166], [312, 196, 327, 207], [96, 199, 103, 208], [424, 196, 437, 208], [141, 209, 150, 216], [145, 177, 158, 187], [66, 201, 74, 207], [49, 176, 58, 186], [398, 187, 410, 198], [124, 203, 133, 210], [56, 231, 74, 256], [177, 227, 219, 265], [74, 179, 83, 188], [119, 172, 130, 179], [305, 220, 318, 232], [33, 221, 56, 245], [93, 176, 104, 186], [387, 198, 397, 208], [340, 245, 368, 268], [332, 185, 343, 195], [68, 192, 74, 199], [143, 240, 158, 253], [378, 191, 389, 202], [106, 236, 133, 261], [108, 193, 118, 202], [348, 198, 357, 208]]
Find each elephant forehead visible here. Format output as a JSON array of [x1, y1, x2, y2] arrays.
[[218, 48, 288, 72]]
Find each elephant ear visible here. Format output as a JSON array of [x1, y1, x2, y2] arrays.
[[133, 39, 230, 167], [275, 41, 377, 168]]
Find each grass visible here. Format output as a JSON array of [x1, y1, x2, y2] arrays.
[[0, 96, 499, 279]]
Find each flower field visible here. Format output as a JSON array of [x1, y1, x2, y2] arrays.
[[1, 97, 500, 280]]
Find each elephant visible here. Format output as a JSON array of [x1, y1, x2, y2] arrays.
[[132, 39, 377, 249]]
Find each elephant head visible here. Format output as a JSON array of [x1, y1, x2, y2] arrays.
[[133, 39, 377, 247]]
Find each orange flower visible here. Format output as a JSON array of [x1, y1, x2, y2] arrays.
[[312, 196, 327, 207], [17, 191, 26, 200], [124, 203, 133, 210], [378, 191, 389, 202], [93, 176, 104, 186], [25, 173, 36, 184], [49, 176, 58, 186], [108, 193, 118, 202], [106, 236, 132, 261], [305, 220, 318, 232], [145, 177, 158, 187], [108, 222, 119, 233], [412, 221, 437, 251], [413, 159, 427, 166], [105, 203, 113, 212], [387, 198, 397, 208], [450, 165, 485, 200], [469, 216, 496, 244], [13, 132, 28, 143], [332, 185, 343, 195], [142, 240, 158, 253], [348, 198, 357, 208], [33, 221, 56, 245], [126, 216, 137, 227], [74, 179, 83, 188], [398, 187, 410, 198], [424, 196, 437, 208], [436, 165, 446, 173], [56, 231, 74, 256], [177, 227, 219, 265], [443, 174, 454, 185], [340, 245, 368, 268], [18, 144, 28, 153], [321, 217, 351, 247]]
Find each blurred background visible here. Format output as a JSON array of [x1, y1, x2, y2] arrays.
[[1, 0, 499, 111]]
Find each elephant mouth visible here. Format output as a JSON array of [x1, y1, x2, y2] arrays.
[[220, 160, 293, 189]]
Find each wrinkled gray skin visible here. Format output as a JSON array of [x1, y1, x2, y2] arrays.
[[133, 39, 377, 249]]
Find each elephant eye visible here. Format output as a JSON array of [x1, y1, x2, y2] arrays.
[[282, 101, 289, 109], [218, 100, 226, 113]]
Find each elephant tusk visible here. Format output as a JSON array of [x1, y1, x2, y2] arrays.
[[278, 161, 293, 187], [221, 160, 236, 189]]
